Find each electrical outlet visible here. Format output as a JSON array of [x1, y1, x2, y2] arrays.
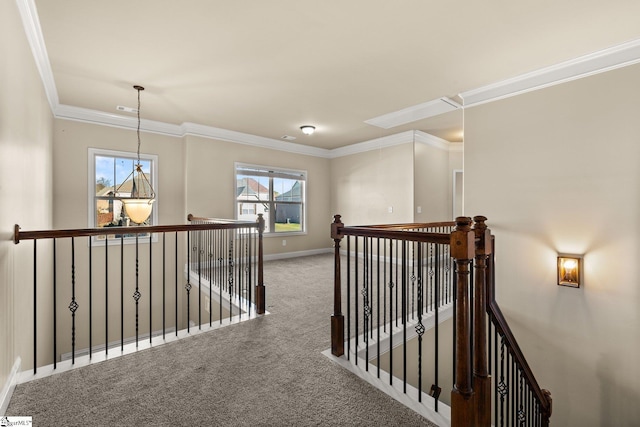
[[205, 296, 210, 313], [417, 206, 422, 214], [388, 206, 393, 213], [282, 239, 287, 246]]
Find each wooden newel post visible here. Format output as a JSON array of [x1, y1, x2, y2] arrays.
[[331, 214, 345, 356], [450, 216, 475, 427], [473, 216, 492, 426], [256, 214, 266, 314]]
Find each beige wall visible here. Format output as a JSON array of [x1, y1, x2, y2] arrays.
[[185, 135, 332, 255], [47, 120, 188, 366], [1, 0, 53, 393], [330, 142, 414, 225], [414, 141, 453, 222], [465, 63, 640, 426]]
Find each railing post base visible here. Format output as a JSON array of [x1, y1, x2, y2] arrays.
[[473, 375, 492, 426], [331, 314, 344, 356], [451, 388, 474, 427], [255, 284, 265, 315]]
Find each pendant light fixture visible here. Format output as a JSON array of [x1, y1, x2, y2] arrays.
[[116, 85, 155, 224]]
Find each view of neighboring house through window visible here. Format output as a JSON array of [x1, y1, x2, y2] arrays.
[[235, 163, 306, 234], [89, 148, 158, 242]]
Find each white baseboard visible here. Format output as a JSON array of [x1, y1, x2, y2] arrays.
[[0, 357, 21, 415], [322, 350, 450, 426], [264, 248, 331, 261]]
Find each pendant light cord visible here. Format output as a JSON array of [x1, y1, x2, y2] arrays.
[[136, 87, 142, 164]]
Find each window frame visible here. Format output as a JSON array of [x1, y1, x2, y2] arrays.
[[235, 162, 307, 236], [88, 147, 159, 245]]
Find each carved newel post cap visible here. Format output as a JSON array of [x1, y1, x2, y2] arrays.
[[454, 216, 472, 231]]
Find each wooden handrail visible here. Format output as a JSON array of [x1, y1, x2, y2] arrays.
[[353, 221, 456, 230], [14, 221, 259, 244], [486, 236, 552, 422], [337, 225, 451, 245]]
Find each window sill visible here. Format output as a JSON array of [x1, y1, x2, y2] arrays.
[[264, 231, 307, 238]]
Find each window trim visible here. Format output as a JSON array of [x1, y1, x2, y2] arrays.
[[88, 147, 159, 245], [234, 162, 307, 236]]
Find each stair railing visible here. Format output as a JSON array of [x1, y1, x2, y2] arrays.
[[330, 214, 552, 427], [13, 214, 265, 375]]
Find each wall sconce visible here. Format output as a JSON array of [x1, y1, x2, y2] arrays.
[[557, 254, 582, 288]]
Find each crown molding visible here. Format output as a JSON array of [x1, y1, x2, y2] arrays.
[[16, 0, 58, 109], [460, 38, 640, 107], [55, 104, 184, 136], [328, 131, 415, 158], [413, 131, 451, 151], [365, 97, 461, 129], [182, 122, 331, 158]]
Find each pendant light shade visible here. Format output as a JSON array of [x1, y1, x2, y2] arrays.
[[116, 85, 156, 224]]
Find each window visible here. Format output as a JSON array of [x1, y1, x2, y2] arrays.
[[235, 163, 306, 234], [89, 148, 158, 242]]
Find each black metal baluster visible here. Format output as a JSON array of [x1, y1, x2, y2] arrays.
[[52, 239, 56, 370], [104, 237, 108, 354], [402, 239, 407, 393], [186, 231, 192, 333], [134, 234, 141, 346], [120, 234, 124, 350], [434, 244, 440, 411], [89, 239, 93, 358], [69, 237, 78, 364], [410, 242, 415, 321], [388, 238, 393, 385], [149, 232, 153, 343], [416, 242, 424, 402], [34, 240, 38, 374], [174, 232, 178, 337], [346, 236, 351, 361], [376, 237, 380, 379], [369, 237, 374, 339], [383, 238, 387, 333], [248, 227, 253, 314], [228, 230, 234, 318], [198, 230, 202, 329], [499, 334, 506, 427], [162, 233, 166, 339], [363, 237, 369, 372], [354, 237, 358, 366], [494, 322, 499, 427], [218, 229, 223, 324], [209, 229, 213, 325]]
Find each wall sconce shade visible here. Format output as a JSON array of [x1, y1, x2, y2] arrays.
[[557, 254, 582, 288]]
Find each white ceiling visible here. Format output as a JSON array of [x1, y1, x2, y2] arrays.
[[26, 0, 640, 150]]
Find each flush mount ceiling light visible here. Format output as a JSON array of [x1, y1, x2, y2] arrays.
[[116, 85, 155, 225], [300, 125, 316, 135]]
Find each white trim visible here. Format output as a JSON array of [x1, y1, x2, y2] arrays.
[[263, 248, 331, 262], [183, 122, 330, 158], [364, 97, 461, 129], [15, 0, 58, 110], [460, 38, 640, 107], [0, 357, 21, 415], [17, 311, 268, 385], [56, 104, 184, 137], [414, 131, 451, 151], [328, 131, 415, 158]]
